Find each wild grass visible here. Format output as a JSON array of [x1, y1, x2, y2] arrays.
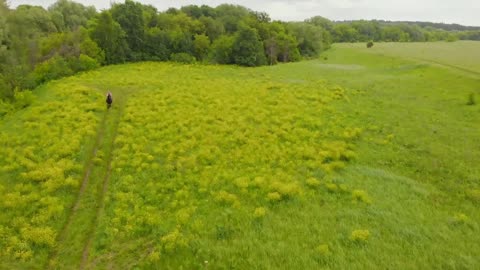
[[1, 41, 479, 269], [81, 63, 366, 269], [337, 41, 480, 75], [0, 83, 103, 267]]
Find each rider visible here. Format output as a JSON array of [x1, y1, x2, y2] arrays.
[[106, 91, 113, 109]]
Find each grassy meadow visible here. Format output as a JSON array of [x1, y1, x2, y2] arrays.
[[0, 41, 479, 269], [336, 41, 480, 75]]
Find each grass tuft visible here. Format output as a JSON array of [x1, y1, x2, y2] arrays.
[[350, 229, 370, 243]]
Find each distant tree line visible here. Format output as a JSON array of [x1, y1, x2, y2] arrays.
[[319, 18, 480, 43], [1, 0, 479, 108], [0, 0, 332, 104]]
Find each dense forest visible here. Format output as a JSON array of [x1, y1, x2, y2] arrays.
[[1, 0, 479, 111]]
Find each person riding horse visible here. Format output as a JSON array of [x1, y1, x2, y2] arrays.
[[106, 91, 113, 109]]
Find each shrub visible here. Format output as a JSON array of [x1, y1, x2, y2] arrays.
[[350, 229, 370, 242], [0, 99, 14, 116], [170, 53, 196, 64], [367, 41, 374, 48], [446, 35, 458, 42], [253, 207, 266, 218], [0, 74, 13, 100], [316, 244, 331, 256], [269, 181, 301, 198], [325, 183, 338, 192], [161, 228, 188, 252], [215, 190, 238, 205], [69, 54, 100, 72], [466, 189, 480, 203], [267, 192, 282, 202], [452, 213, 469, 225], [20, 226, 56, 247], [352, 189, 372, 204], [306, 177, 321, 188], [343, 127, 362, 140], [253, 176, 266, 188], [33, 56, 73, 85], [14, 90, 35, 109], [234, 177, 249, 189]]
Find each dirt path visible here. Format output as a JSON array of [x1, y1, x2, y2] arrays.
[[45, 90, 128, 269], [410, 56, 480, 77], [80, 98, 125, 270], [46, 110, 109, 269]]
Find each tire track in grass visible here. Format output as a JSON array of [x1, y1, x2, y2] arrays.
[[413, 57, 480, 76], [46, 109, 109, 269], [80, 96, 126, 270]]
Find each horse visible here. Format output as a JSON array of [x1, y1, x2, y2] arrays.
[[106, 91, 113, 109]]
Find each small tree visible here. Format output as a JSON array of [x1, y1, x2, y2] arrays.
[[367, 41, 374, 48]]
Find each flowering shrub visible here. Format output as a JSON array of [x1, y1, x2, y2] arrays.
[[1, 62, 366, 267], [350, 229, 370, 243], [0, 79, 103, 263]]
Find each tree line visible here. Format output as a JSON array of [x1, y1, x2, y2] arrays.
[[1, 0, 479, 109], [325, 19, 480, 43]]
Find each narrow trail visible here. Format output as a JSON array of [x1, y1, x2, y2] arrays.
[[46, 110, 109, 269], [409, 56, 480, 77], [80, 98, 125, 270], [46, 90, 128, 269]]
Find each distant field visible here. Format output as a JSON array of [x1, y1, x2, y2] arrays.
[[335, 41, 480, 75], [1, 42, 479, 269], [336, 41, 480, 74]]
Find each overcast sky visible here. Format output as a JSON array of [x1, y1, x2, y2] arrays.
[[9, 0, 480, 26]]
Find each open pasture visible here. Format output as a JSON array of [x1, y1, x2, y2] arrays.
[[335, 41, 480, 75], [0, 41, 479, 269]]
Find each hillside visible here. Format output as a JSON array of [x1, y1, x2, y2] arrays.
[[0, 41, 479, 269]]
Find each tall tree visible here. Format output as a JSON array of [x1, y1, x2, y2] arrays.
[[0, 0, 11, 99], [288, 22, 326, 57], [89, 11, 129, 64], [210, 35, 234, 64], [232, 25, 266, 66], [199, 16, 225, 41], [215, 4, 250, 33], [193, 34, 210, 61], [111, 0, 144, 60], [48, 0, 96, 32], [7, 5, 58, 66], [0, 0, 8, 54], [144, 27, 170, 61], [277, 32, 300, 62]]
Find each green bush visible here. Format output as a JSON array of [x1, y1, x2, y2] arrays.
[[446, 35, 459, 42], [350, 229, 370, 242], [210, 35, 235, 64], [0, 99, 14, 117], [367, 41, 374, 48], [69, 54, 100, 72], [170, 53, 196, 64], [33, 56, 73, 85], [14, 89, 35, 109], [0, 74, 13, 100]]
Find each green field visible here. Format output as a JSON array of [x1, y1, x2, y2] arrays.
[[1, 42, 479, 269], [336, 41, 480, 75]]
